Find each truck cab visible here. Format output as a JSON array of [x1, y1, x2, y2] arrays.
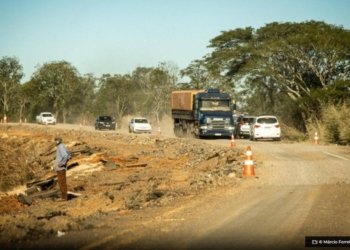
[[171, 89, 234, 138], [195, 89, 235, 138]]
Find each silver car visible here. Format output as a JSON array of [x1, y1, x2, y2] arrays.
[[129, 117, 152, 134]]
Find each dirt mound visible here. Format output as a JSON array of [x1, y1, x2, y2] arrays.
[[0, 124, 244, 246]]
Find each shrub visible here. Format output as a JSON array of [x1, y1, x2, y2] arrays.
[[308, 102, 350, 145], [280, 123, 308, 142]]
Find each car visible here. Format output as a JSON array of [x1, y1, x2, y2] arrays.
[[36, 112, 56, 125], [95, 115, 116, 130], [129, 117, 152, 134], [235, 115, 256, 138], [250, 115, 281, 141]]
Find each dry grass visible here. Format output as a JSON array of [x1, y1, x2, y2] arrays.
[[307, 102, 350, 145]]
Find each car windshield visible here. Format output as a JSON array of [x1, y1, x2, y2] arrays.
[[240, 117, 255, 124], [43, 113, 53, 117], [99, 116, 112, 121], [257, 117, 278, 124], [199, 100, 231, 111], [135, 119, 148, 123]]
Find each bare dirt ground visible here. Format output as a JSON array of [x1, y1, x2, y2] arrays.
[[1, 122, 350, 250]]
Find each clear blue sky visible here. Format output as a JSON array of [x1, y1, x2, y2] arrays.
[[1, 0, 349, 82]]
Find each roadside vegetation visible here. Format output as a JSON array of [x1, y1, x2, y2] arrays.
[[306, 102, 350, 145], [1, 21, 349, 144]]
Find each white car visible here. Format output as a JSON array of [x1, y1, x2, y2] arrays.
[[250, 115, 281, 141], [129, 117, 152, 134], [36, 112, 56, 125]]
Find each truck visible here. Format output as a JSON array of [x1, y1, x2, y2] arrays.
[[36, 112, 56, 125], [171, 88, 235, 138]]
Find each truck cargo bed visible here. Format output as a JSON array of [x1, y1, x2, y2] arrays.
[[171, 90, 203, 111]]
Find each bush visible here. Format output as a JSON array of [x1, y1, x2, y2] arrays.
[[322, 103, 350, 145], [307, 103, 350, 145], [281, 123, 308, 142]]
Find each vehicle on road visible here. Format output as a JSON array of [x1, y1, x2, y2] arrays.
[[171, 88, 235, 138], [36, 112, 56, 125], [95, 115, 116, 130], [250, 115, 281, 141], [235, 115, 255, 138], [129, 117, 152, 133]]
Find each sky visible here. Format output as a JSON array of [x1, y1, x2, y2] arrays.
[[1, 0, 350, 83]]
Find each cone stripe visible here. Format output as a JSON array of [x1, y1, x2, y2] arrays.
[[244, 160, 254, 166], [243, 146, 255, 177]]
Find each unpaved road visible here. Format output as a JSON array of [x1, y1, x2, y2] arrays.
[[2, 123, 350, 250], [106, 139, 350, 250]]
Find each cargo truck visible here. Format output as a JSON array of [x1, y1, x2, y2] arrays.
[[171, 89, 235, 138]]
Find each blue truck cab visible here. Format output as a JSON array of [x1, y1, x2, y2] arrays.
[[172, 89, 235, 138]]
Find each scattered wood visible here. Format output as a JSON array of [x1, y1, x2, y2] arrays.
[[67, 162, 79, 170], [124, 155, 139, 162], [37, 210, 66, 220], [17, 193, 33, 205], [125, 163, 147, 168], [27, 177, 56, 188], [99, 182, 125, 186], [30, 189, 60, 200], [104, 159, 119, 170], [67, 191, 81, 197], [25, 185, 41, 196], [39, 146, 56, 156]]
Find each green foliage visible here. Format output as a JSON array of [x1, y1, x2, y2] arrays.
[[94, 74, 134, 124], [0, 56, 23, 120], [182, 21, 350, 134], [29, 61, 82, 122], [2, 21, 349, 144]]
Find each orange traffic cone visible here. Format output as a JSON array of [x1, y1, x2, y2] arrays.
[[314, 132, 319, 145], [230, 134, 236, 148], [243, 146, 255, 177]]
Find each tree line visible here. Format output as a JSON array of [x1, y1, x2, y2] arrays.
[[1, 21, 349, 142]]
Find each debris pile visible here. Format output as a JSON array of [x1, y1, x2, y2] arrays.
[[0, 125, 243, 245]]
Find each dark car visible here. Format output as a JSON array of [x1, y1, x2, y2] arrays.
[[95, 115, 116, 130], [235, 115, 256, 138]]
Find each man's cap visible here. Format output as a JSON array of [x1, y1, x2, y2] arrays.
[[54, 137, 62, 142]]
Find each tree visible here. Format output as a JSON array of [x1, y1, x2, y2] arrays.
[[95, 74, 134, 126], [30, 61, 81, 123], [185, 21, 350, 130], [71, 73, 97, 124], [18, 82, 32, 123], [0, 57, 23, 121], [148, 62, 178, 125], [131, 63, 179, 125]]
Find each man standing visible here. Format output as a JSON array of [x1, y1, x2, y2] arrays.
[[54, 137, 70, 201]]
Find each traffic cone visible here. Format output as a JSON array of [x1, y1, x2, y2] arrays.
[[230, 134, 236, 148], [243, 146, 255, 177], [314, 132, 319, 145]]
